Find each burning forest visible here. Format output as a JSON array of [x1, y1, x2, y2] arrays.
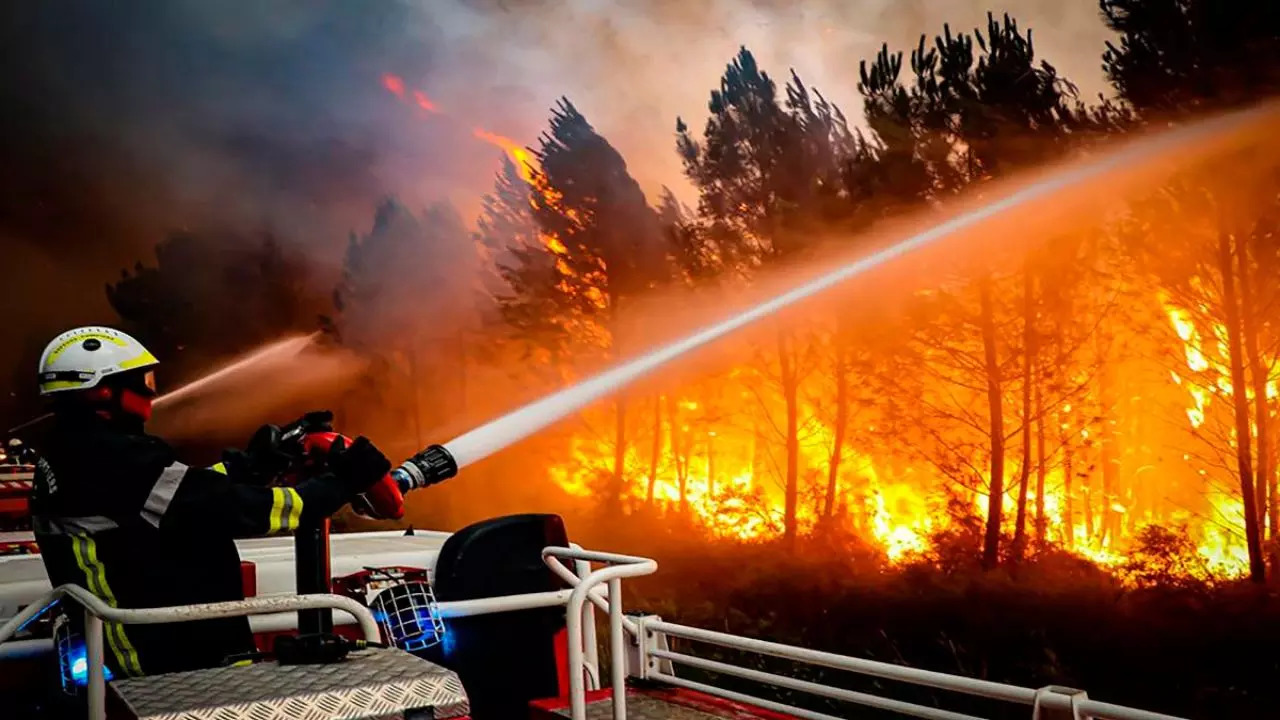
[[13, 6, 1278, 587], [336, 12, 1280, 591], [6, 2, 1280, 715]]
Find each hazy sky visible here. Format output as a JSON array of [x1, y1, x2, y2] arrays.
[[408, 0, 1113, 205]]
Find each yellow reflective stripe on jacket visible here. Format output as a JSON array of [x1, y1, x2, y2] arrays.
[[71, 534, 144, 677], [210, 462, 228, 475], [267, 487, 303, 533]]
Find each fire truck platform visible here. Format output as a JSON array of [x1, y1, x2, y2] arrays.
[[109, 647, 469, 720]]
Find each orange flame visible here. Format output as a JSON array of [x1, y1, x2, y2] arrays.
[[412, 90, 440, 114], [381, 73, 406, 99], [473, 128, 536, 184], [1162, 291, 1251, 577], [533, 286, 1258, 580]]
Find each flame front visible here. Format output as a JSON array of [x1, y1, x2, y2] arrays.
[[523, 286, 1265, 579], [473, 129, 537, 185]]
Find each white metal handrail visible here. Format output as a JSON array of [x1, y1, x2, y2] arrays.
[[0, 545, 1198, 720], [638, 619, 1189, 720], [0, 584, 380, 720], [542, 547, 658, 720]]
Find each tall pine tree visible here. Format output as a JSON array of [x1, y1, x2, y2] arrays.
[[1103, 0, 1280, 581]]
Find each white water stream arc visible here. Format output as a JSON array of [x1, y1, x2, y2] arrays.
[[152, 332, 320, 409], [440, 104, 1278, 470]]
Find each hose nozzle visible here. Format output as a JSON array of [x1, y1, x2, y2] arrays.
[[392, 444, 458, 493]]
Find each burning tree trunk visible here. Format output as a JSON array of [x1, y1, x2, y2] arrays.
[[779, 329, 801, 548], [1035, 382, 1047, 543], [1099, 354, 1121, 547], [1272, 448, 1279, 547], [647, 394, 662, 505], [707, 430, 717, 497], [825, 338, 851, 519], [980, 277, 1006, 569], [1083, 471, 1095, 542], [1237, 234, 1271, 541], [1062, 414, 1075, 548], [666, 394, 689, 513], [1013, 271, 1035, 559], [1219, 230, 1266, 583], [612, 394, 628, 512]]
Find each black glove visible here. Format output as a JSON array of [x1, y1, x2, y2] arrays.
[[327, 436, 391, 496], [281, 410, 334, 437]]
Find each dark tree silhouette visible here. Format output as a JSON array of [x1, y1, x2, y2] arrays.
[[107, 230, 320, 384], [500, 99, 670, 511], [331, 199, 473, 447], [679, 47, 861, 546], [1101, 0, 1280, 114], [853, 15, 1090, 568]]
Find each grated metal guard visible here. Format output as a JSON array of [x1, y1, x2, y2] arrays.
[[110, 647, 469, 720], [370, 579, 445, 653]]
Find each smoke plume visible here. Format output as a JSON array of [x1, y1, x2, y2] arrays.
[[0, 0, 1111, 428]]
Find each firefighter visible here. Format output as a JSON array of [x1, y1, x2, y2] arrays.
[[7, 438, 34, 465], [29, 326, 391, 676]]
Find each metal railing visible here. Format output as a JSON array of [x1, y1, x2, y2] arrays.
[[629, 618, 1189, 720], [0, 544, 1197, 720], [536, 546, 1189, 720], [0, 584, 380, 720], [542, 547, 658, 720]]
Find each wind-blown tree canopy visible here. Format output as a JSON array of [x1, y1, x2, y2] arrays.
[[532, 98, 669, 325], [332, 199, 473, 351]]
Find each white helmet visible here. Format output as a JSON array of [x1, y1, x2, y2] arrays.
[[6, 439, 20, 448], [38, 326, 158, 396]]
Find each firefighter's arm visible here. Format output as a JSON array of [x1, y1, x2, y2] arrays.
[[139, 438, 391, 537]]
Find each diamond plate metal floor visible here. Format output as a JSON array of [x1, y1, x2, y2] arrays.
[[110, 648, 469, 720]]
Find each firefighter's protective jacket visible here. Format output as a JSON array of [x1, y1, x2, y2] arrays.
[[30, 413, 350, 676]]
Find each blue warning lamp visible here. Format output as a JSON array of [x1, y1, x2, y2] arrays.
[[55, 613, 113, 694], [370, 579, 445, 652]]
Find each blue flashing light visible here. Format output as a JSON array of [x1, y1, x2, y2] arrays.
[[390, 608, 443, 652], [61, 639, 113, 691], [440, 623, 457, 658], [370, 580, 445, 654]]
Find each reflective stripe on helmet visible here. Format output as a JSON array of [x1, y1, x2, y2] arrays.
[[45, 332, 129, 364], [118, 350, 159, 371], [38, 326, 159, 396]]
